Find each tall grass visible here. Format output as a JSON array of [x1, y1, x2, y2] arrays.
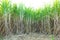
[[0, 0, 60, 36]]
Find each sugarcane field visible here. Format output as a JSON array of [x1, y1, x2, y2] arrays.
[[0, 0, 60, 40]]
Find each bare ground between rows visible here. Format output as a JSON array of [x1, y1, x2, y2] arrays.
[[3, 33, 60, 40]]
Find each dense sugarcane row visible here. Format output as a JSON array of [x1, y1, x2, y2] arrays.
[[0, 0, 60, 36]]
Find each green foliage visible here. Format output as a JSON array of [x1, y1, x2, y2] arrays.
[[11, 4, 18, 17], [51, 35, 54, 40], [0, 0, 60, 21], [0, 34, 3, 40], [1, 0, 10, 13], [24, 8, 34, 20]]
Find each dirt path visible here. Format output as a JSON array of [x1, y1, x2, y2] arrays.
[[3, 33, 60, 40]]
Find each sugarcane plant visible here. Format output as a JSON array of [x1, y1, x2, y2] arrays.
[[0, 0, 60, 36], [0, 0, 11, 36]]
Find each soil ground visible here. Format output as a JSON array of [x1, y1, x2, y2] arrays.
[[3, 33, 60, 40]]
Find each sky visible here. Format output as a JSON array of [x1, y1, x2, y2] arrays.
[[11, 0, 55, 9]]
